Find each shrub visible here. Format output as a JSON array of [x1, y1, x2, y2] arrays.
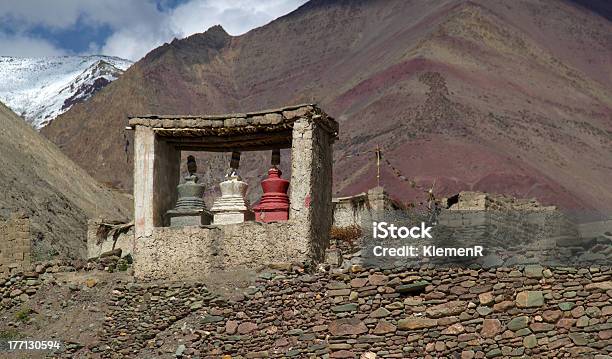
[[15, 306, 32, 322], [330, 225, 363, 247], [0, 329, 20, 340]]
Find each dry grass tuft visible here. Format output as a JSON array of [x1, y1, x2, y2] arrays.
[[330, 225, 363, 247]]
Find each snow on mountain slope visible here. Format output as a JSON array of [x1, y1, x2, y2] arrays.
[[0, 55, 132, 129]]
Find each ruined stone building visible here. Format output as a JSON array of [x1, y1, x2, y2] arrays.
[[332, 186, 405, 228], [332, 188, 610, 267], [0, 213, 30, 276]]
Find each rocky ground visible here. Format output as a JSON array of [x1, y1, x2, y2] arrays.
[[0, 250, 610, 358]]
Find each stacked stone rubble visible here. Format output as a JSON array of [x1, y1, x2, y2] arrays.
[[0, 254, 132, 311], [91, 264, 611, 358]]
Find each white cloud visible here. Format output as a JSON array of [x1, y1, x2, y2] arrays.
[[101, 0, 308, 60], [0, 0, 308, 61], [0, 1, 163, 31], [169, 0, 307, 37], [0, 34, 66, 57], [101, 26, 174, 63]]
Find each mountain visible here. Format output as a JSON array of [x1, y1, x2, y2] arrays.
[[41, 0, 612, 221], [0, 55, 132, 129], [0, 100, 131, 259]]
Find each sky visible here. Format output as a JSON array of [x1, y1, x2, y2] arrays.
[[0, 0, 308, 61]]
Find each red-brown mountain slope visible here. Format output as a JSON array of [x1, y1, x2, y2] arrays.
[[41, 0, 612, 220]]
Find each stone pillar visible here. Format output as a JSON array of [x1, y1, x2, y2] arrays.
[[289, 117, 334, 263], [134, 126, 180, 237]]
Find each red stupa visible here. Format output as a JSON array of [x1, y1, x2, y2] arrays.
[[254, 151, 291, 223], [254, 167, 290, 222]]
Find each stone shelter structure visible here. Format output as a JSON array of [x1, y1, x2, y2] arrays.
[[127, 104, 338, 280]]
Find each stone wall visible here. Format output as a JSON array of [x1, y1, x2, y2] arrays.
[[333, 193, 369, 228], [134, 222, 307, 280], [333, 189, 599, 267], [436, 208, 576, 245], [333, 187, 404, 228], [0, 213, 31, 277], [433, 192, 594, 266], [97, 263, 612, 358]]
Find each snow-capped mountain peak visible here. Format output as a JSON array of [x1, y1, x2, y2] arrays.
[[0, 55, 132, 129]]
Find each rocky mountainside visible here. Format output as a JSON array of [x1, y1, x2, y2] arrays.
[[0, 101, 131, 259], [0, 56, 132, 128], [41, 0, 612, 220]]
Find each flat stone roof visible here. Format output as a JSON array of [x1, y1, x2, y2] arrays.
[[332, 192, 368, 203], [127, 104, 338, 152], [128, 104, 338, 134]]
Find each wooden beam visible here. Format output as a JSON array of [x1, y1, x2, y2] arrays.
[[160, 131, 292, 144], [173, 143, 292, 152]]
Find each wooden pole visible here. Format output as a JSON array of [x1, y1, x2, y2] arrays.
[[376, 144, 381, 187]]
